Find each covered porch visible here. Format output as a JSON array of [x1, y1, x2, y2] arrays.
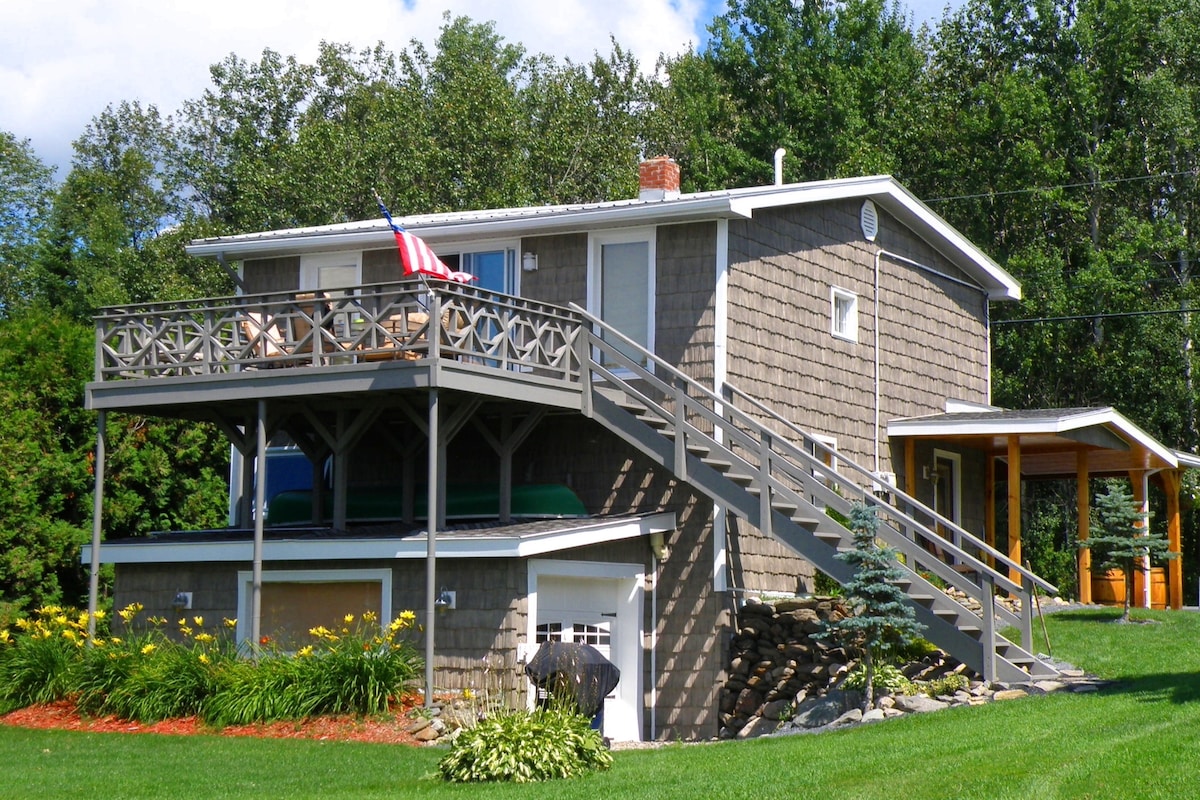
[[889, 406, 1191, 610]]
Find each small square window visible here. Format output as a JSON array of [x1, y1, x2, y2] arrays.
[[831, 288, 858, 342]]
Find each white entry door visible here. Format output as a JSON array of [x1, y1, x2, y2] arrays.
[[531, 567, 642, 742]]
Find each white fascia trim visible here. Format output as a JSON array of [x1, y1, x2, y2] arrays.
[[82, 513, 676, 565], [888, 409, 1178, 468], [729, 176, 1021, 301], [185, 199, 752, 261]]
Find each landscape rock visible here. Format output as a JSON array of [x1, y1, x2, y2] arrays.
[[892, 694, 949, 714], [993, 689, 1030, 701]]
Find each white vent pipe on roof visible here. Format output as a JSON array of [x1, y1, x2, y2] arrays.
[[774, 148, 786, 186]]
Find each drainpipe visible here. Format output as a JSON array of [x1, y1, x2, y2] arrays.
[[650, 551, 658, 740]]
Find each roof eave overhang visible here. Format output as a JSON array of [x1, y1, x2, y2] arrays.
[[887, 408, 1178, 469], [184, 198, 752, 260], [184, 176, 1021, 301]]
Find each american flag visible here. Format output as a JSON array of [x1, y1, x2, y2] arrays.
[[376, 196, 475, 283]]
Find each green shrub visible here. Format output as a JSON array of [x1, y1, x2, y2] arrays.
[[842, 663, 914, 695], [922, 673, 970, 697], [439, 705, 613, 783], [0, 605, 421, 727], [287, 612, 421, 716], [0, 606, 93, 708]]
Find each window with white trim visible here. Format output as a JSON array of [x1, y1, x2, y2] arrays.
[[589, 228, 655, 369], [436, 241, 519, 294], [300, 251, 362, 293], [831, 287, 858, 342], [236, 568, 391, 650]]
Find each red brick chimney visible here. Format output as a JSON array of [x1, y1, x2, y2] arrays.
[[638, 156, 680, 201]]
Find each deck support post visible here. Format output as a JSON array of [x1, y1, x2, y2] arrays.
[[87, 411, 107, 639], [251, 399, 267, 652], [425, 388, 440, 708]]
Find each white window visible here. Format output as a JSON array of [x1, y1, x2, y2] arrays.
[[831, 287, 858, 342], [588, 228, 655, 369], [436, 240, 519, 294], [300, 251, 362, 293]]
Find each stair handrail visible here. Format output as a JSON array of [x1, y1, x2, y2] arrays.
[[569, 303, 1056, 599], [722, 382, 1058, 596]]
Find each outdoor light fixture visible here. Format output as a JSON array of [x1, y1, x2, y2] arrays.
[[172, 591, 192, 611], [521, 252, 538, 272], [434, 588, 456, 611]]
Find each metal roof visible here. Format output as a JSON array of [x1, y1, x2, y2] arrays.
[[186, 175, 1021, 300], [82, 512, 676, 564], [888, 406, 1180, 477]]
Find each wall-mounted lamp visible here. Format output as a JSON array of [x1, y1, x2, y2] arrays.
[[172, 591, 192, 611], [650, 532, 670, 561], [521, 252, 539, 272], [434, 588, 456, 611]]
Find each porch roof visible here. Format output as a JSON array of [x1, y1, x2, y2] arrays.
[[82, 512, 676, 565], [887, 406, 1182, 478]]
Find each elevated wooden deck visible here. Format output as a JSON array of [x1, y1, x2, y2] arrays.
[[86, 280, 587, 418]]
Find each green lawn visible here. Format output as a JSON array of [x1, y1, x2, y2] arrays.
[[2, 608, 1198, 800]]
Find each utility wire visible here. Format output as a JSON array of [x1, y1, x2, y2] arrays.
[[926, 170, 1196, 203], [993, 307, 1193, 325]]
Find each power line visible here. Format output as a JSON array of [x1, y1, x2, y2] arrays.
[[993, 307, 1194, 325], [926, 170, 1196, 203]]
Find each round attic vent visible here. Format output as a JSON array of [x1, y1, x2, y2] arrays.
[[860, 199, 879, 242]]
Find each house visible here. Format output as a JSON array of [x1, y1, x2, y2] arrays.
[[82, 158, 1186, 742]]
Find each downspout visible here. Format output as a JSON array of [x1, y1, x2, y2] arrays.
[[871, 248, 993, 472], [873, 250, 882, 474], [650, 551, 658, 740]]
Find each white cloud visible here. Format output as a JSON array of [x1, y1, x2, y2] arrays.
[[0, 0, 710, 176], [1, 0, 955, 177]]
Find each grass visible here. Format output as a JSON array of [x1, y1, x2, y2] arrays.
[[1, 608, 1197, 799]]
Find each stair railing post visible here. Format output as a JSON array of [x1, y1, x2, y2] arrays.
[[980, 572, 997, 683], [1021, 573, 1035, 655], [758, 429, 773, 539], [575, 322, 593, 418], [673, 376, 688, 482]]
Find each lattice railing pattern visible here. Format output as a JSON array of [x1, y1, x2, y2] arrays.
[[94, 280, 583, 382]]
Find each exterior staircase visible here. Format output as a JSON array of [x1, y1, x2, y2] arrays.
[[572, 304, 1060, 683]]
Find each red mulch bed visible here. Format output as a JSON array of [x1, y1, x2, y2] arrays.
[[0, 698, 424, 745]]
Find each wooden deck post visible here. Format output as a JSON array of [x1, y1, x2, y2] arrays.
[[1076, 450, 1091, 604]]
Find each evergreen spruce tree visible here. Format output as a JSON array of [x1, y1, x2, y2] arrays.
[[1085, 482, 1177, 623], [818, 502, 924, 711]]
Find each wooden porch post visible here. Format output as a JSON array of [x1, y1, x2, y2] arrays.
[[984, 454, 995, 569], [1162, 470, 1183, 610], [87, 411, 107, 640], [1007, 435, 1022, 584], [1130, 470, 1150, 609], [1076, 450, 1091, 605]]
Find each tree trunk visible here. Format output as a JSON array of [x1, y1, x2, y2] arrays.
[[863, 647, 875, 712]]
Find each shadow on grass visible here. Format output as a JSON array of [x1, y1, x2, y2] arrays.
[[1095, 672, 1200, 705]]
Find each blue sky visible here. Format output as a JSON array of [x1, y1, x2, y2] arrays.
[[1, 0, 958, 177]]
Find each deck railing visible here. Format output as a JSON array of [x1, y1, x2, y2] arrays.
[[93, 280, 584, 383]]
